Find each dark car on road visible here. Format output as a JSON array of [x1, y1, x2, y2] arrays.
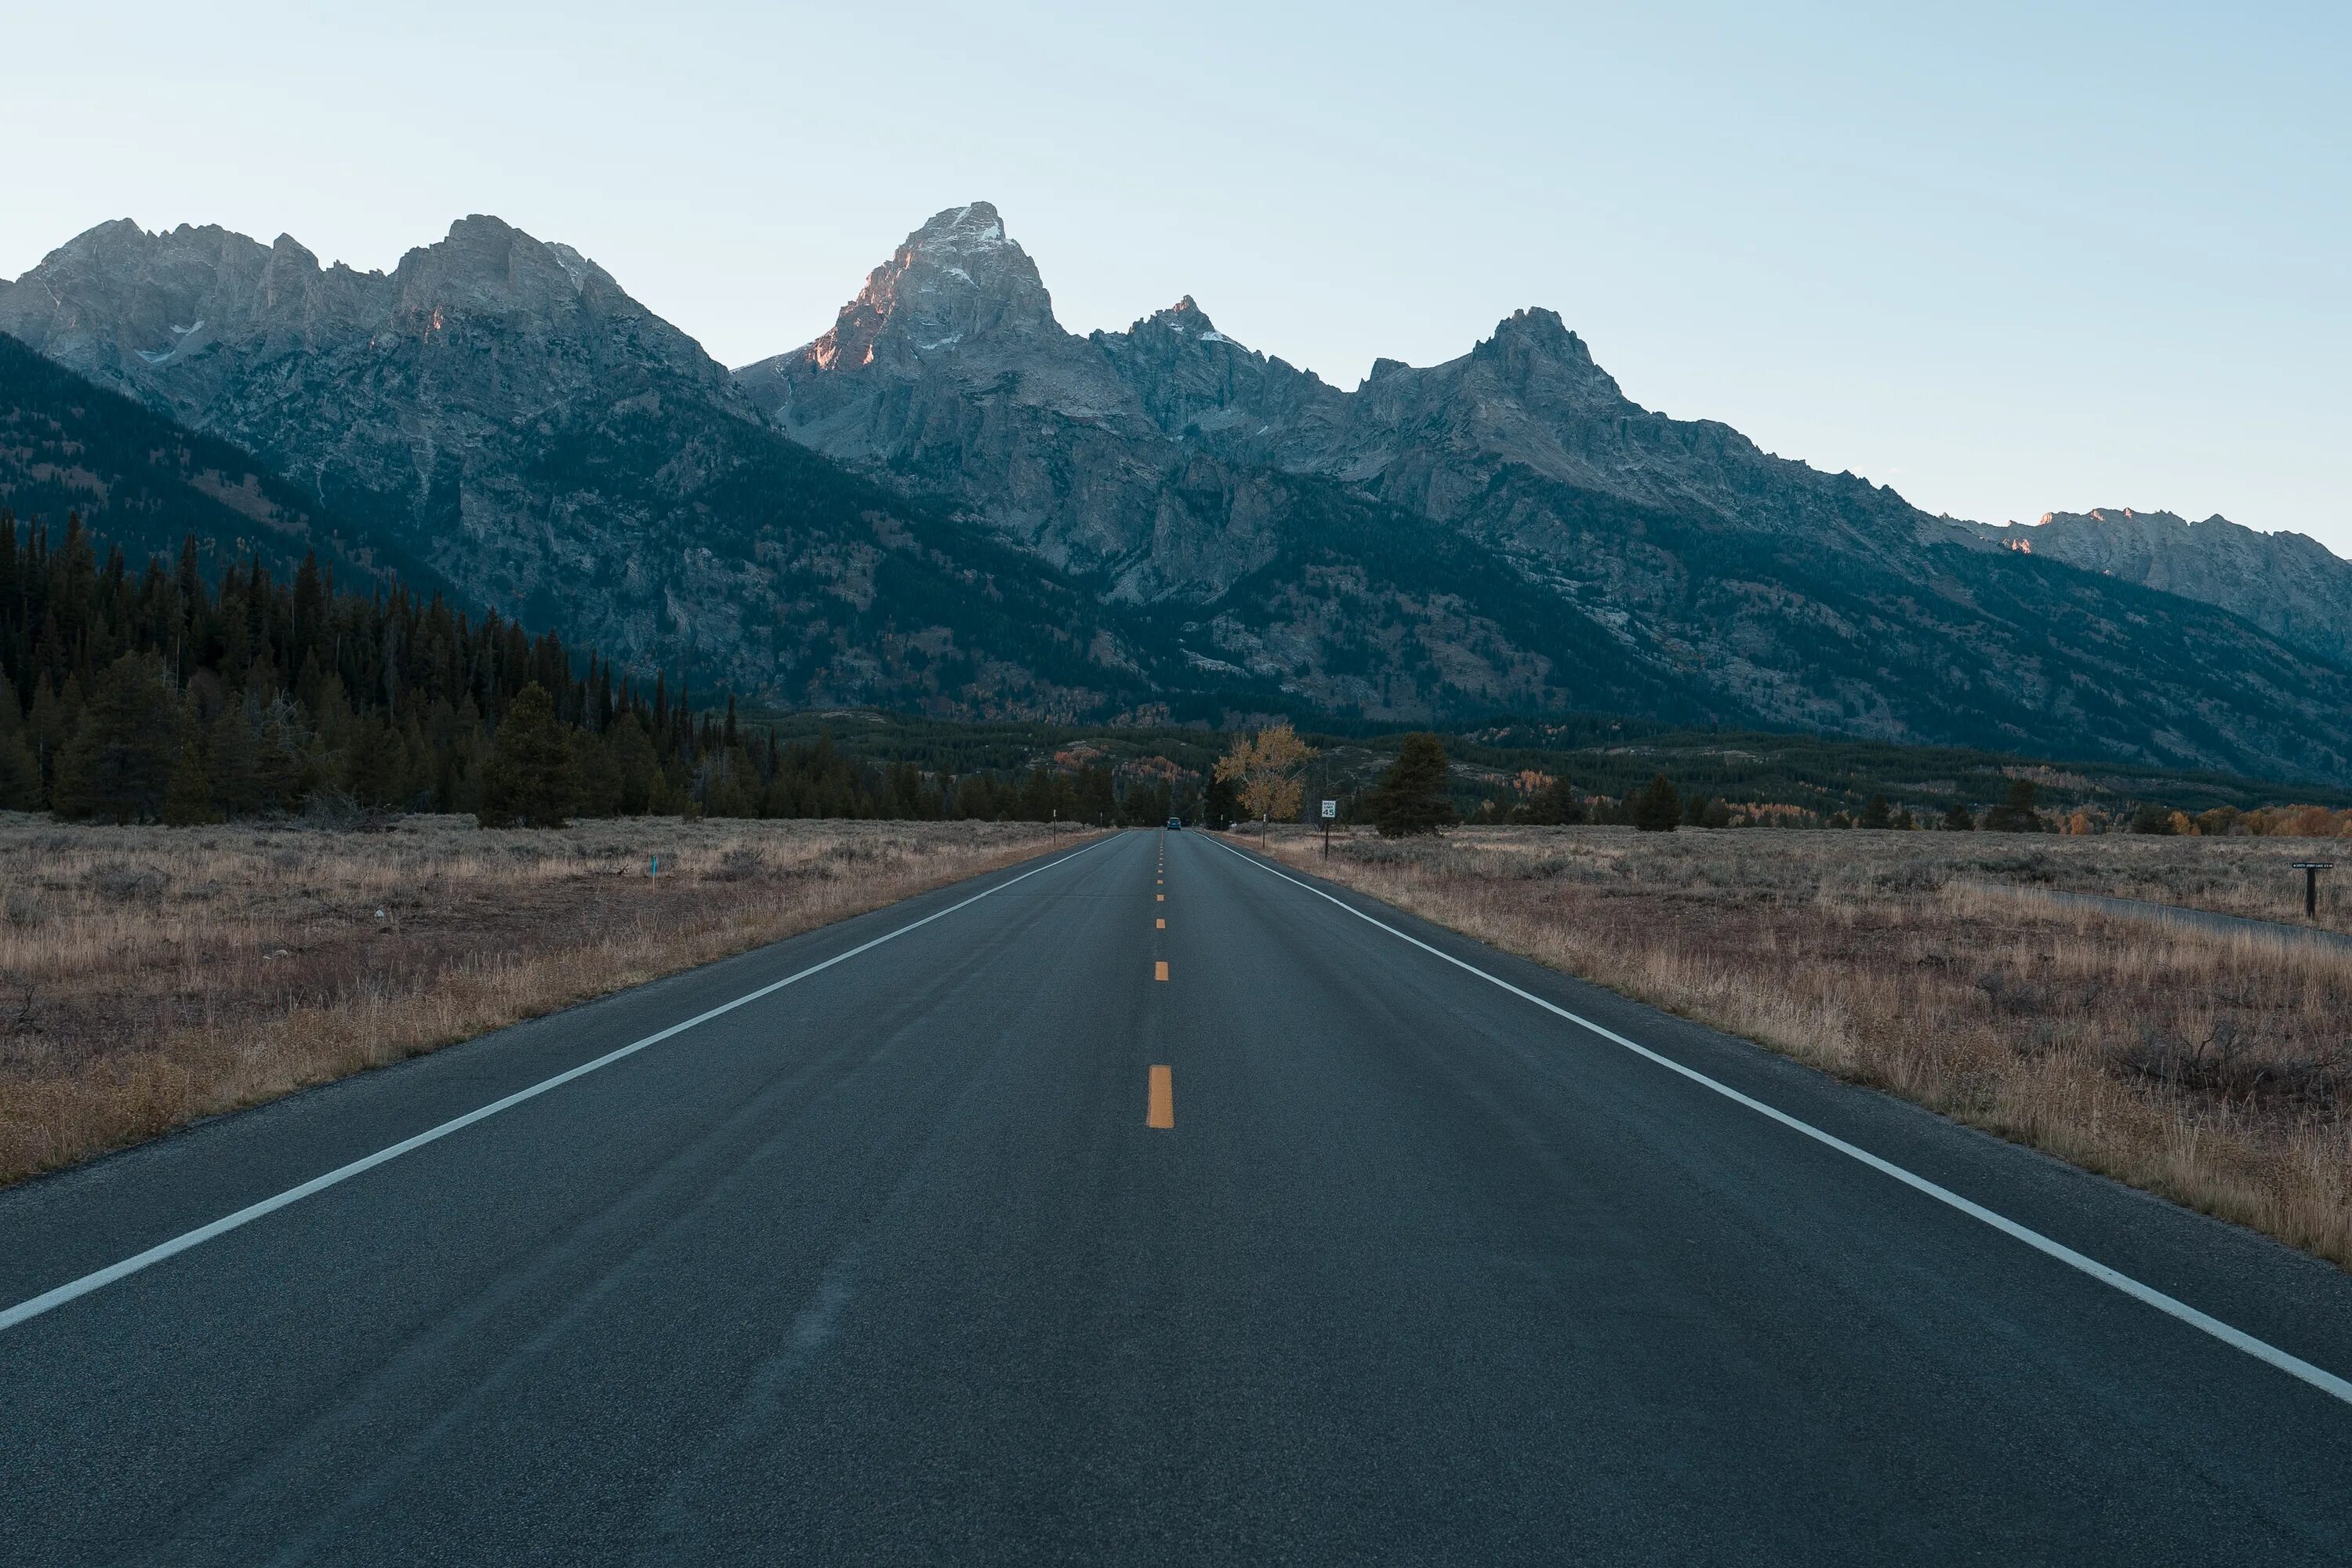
[[1166, 817, 1182, 830]]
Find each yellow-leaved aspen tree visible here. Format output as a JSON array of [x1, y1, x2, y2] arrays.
[[1214, 722, 1317, 846]]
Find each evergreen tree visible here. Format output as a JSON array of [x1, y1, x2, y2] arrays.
[[1369, 734, 1458, 837], [0, 732, 41, 811], [955, 773, 1000, 821], [1984, 779, 2043, 833], [605, 710, 659, 813], [52, 653, 179, 822], [0, 513, 666, 825], [1860, 793, 1893, 829], [1629, 773, 1682, 833], [253, 700, 310, 812], [1018, 765, 1058, 822], [702, 750, 756, 818], [1523, 775, 1585, 826], [572, 728, 625, 818], [477, 683, 572, 828], [1200, 769, 1239, 830], [1944, 803, 1976, 831], [343, 713, 402, 808], [162, 730, 220, 826], [30, 677, 79, 790], [205, 704, 263, 816]]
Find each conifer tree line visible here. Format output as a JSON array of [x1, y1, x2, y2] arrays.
[[0, 514, 1183, 828]]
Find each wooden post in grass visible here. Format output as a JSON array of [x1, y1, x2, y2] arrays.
[[2292, 862, 2332, 920]]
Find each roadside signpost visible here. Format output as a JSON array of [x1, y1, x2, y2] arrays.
[[2292, 861, 2333, 920], [1321, 798, 1338, 858]]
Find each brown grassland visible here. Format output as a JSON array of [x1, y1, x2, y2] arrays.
[[0, 815, 1089, 1187], [1267, 826, 2352, 1269]]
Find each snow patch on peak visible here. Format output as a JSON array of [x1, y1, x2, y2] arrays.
[[549, 243, 594, 292], [914, 201, 1012, 255], [1138, 295, 1234, 344], [136, 319, 207, 364]]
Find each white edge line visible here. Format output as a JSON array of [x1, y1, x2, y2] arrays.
[[1207, 834, 2352, 1409], [0, 833, 1117, 1335]]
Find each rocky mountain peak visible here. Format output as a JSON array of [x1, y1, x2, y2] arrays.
[[380, 215, 618, 320], [0, 210, 752, 510], [799, 200, 1057, 375], [0, 220, 275, 386], [1138, 296, 1233, 343], [46, 216, 151, 266], [1468, 307, 1624, 412], [13, 202, 2352, 784], [910, 200, 1012, 253]]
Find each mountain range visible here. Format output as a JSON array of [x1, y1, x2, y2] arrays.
[[1970, 508, 2352, 672], [4, 203, 2350, 782]]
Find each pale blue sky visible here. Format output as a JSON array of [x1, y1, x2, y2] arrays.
[[5, 2, 2345, 550]]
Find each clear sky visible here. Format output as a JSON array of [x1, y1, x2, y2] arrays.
[[5, 2, 2345, 551]]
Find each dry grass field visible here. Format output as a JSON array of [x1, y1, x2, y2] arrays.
[[1990, 833, 2352, 934], [0, 815, 1090, 1186], [1269, 826, 2352, 1269]]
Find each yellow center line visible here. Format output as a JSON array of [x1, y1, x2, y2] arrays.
[[1146, 1065, 1174, 1129], [1156, 893, 1164, 902], [1155, 960, 1169, 982], [1156, 918, 1164, 929]]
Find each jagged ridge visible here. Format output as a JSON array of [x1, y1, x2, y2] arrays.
[[9, 205, 2352, 782], [731, 201, 2352, 782]]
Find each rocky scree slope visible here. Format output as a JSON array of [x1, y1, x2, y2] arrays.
[[739, 201, 2352, 783]]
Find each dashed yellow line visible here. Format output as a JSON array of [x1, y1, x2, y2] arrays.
[[1146, 1065, 1174, 1129], [1156, 918, 1165, 929], [1155, 960, 1169, 982]]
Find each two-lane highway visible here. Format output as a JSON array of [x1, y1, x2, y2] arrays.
[[4, 827, 2350, 1564]]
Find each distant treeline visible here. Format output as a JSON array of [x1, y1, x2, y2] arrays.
[[5, 508, 2329, 833], [0, 514, 1186, 826]]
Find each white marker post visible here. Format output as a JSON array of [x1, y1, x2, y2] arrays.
[[1321, 798, 1338, 858]]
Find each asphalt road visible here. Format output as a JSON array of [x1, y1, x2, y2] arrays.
[[5, 827, 2351, 1565]]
